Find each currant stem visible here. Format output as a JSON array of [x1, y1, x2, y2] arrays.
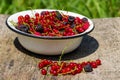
[[58, 40, 75, 64]]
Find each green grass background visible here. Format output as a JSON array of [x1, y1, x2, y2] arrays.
[[0, 0, 120, 18]]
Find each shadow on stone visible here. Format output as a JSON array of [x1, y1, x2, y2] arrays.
[[14, 35, 99, 61]]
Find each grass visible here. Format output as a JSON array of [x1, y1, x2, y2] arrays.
[[0, 0, 120, 18]]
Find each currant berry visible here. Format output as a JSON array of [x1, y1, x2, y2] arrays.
[[81, 62, 87, 68], [66, 67, 71, 72], [18, 15, 24, 22], [43, 59, 50, 65], [75, 17, 82, 24], [35, 13, 40, 17], [77, 27, 84, 33], [50, 69, 58, 76], [34, 32, 41, 36], [96, 59, 101, 65], [91, 61, 97, 68], [68, 62, 77, 69], [51, 65, 59, 71], [24, 14, 30, 20], [38, 62, 44, 69], [41, 69, 47, 75], [82, 22, 89, 30]]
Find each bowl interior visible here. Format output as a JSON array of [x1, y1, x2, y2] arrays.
[[6, 9, 94, 39]]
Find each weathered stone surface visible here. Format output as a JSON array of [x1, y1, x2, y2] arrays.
[[0, 15, 120, 80]]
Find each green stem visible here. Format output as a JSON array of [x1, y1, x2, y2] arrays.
[[58, 40, 75, 64], [28, 7, 35, 18]]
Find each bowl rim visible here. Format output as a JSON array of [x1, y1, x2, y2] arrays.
[[6, 9, 94, 40]]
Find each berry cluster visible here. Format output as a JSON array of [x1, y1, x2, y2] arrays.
[[16, 11, 90, 37], [38, 59, 101, 76]]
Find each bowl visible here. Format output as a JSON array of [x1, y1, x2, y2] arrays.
[[6, 9, 94, 55]]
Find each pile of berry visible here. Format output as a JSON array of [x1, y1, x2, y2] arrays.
[[38, 59, 101, 76], [16, 11, 90, 37]]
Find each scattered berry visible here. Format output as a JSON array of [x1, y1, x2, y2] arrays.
[[96, 59, 101, 65], [38, 59, 102, 76], [91, 61, 97, 68], [41, 69, 47, 75]]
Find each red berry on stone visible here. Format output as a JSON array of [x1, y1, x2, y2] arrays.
[[41, 69, 47, 75], [61, 68, 66, 74], [38, 62, 44, 69], [43, 59, 49, 65], [66, 67, 71, 72], [76, 64, 83, 73], [76, 67, 82, 73], [50, 69, 58, 76], [96, 59, 101, 65], [91, 61, 97, 68], [59, 62, 67, 69], [68, 62, 76, 69], [81, 62, 87, 68], [51, 65, 58, 71]]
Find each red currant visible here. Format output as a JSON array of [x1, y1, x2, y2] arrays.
[[50, 69, 58, 76], [38, 62, 44, 69], [91, 61, 97, 68], [78, 27, 84, 33], [18, 15, 24, 22], [96, 59, 101, 65], [41, 69, 47, 75], [35, 13, 39, 17], [24, 14, 30, 20], [81, 62, 87, 68]]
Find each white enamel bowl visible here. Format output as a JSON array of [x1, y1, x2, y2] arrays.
[[6, 9, 94, 55]]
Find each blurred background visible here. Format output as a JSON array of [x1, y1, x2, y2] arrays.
[[0, 0, 120, 18]]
